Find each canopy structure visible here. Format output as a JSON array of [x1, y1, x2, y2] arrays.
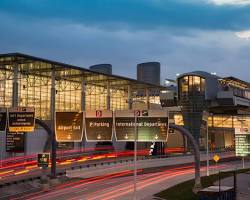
[[0, 53, 166, 90], [0, 53, 166, 119]]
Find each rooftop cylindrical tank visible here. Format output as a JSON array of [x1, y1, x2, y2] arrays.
[[137, 62, 160, 85], [89, 64, 112, 75]]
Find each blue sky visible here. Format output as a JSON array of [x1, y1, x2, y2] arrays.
[[0, 0, 250, 82]]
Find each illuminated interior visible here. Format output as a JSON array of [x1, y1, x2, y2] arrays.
[[0, 54, 165, 120], [174, 113, 250, 129], [179, 75, 205, 95]]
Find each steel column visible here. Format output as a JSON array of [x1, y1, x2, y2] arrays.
[[128, 85, 132, 109], [50, 69, 57, 178], [12, 65, 18, 107], [107, 82, 111, 110]]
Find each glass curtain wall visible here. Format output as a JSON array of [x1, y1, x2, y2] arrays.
[[0, 66, 13, 107], [0, 60, 162, 120]]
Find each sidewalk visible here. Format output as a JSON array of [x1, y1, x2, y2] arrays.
[[214, 172, 250, 200]]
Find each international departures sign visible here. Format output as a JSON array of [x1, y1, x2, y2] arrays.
[[115, 110, 169, 142]]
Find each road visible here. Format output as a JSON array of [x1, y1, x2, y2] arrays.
[[14, 159, 249, 200], [0, 150, 235, 185], [0, 149, 148, 184]]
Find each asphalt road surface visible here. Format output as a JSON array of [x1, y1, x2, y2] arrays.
[[15, 159, 249, 200]]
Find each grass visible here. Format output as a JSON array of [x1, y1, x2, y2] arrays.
[[155, 168, 250, 200]]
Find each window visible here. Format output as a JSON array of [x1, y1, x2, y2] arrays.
[[193, 76, 201, 92], [179, 75, 205, 96], [180, 76, 189, 94]]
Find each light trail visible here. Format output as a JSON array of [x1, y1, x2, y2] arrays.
[[14, 169, 30, 175], [82, 168, 196, 200], [23, 170, 143, 200]]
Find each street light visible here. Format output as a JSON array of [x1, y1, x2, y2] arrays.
[[202, 111, 210, 176], [134, 112, 137, 200], [128, 99, 147, 200]]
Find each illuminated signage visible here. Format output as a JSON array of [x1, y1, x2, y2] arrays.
[[0, 108, 7, 132], [37, 153, 50, 168], [115, 110, 169, 142], [85, 110, 113, 141], [8, 107, 35, 132], [235, 128, 250, 157], [55, 112, 83, 142], [6, 131, 25, 152]]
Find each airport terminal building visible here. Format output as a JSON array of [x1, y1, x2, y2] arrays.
[[0, 53, 163, 119], [1, 53, 250, 156], [0, 53, 167, 156], [168, 71, 250, 150]]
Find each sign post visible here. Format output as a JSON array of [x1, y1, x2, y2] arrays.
[[202, 111, 210, 176], [37, 153, 50, 184], [115, 109, 168, 200], [213, 154, 220, 170], [134, 111, 138, 200]]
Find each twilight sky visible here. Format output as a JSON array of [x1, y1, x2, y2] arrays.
[[0, 0, 250, 83]]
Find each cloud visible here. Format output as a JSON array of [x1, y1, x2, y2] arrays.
[[0, 0, 250, 83], [0, 0, 250, 31], [0, 11, 250, 83], [208, 0, 250, 6], [236, 30, 250, 39]]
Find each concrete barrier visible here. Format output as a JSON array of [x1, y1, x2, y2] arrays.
[[66, 151, 235, 178]]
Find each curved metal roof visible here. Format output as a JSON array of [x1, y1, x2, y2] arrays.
[[177, 71, 220, 80]]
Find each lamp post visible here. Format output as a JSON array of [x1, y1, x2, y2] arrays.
[[133, 112, 137, 200], [206, 120, 209, 176], [202, 111, 209, 176], [128, 99, 147, 200]]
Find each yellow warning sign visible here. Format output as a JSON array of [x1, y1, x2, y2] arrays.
[[213, 154, 220, 163]]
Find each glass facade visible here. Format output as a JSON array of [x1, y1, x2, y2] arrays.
[[0, 66, 13, 107], [0, 55, 163, 120], [178, 75, 206, 143], [174, 113, 250, 129], [179, 75, 205, 96]]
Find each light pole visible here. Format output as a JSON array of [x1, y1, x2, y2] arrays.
[[128, 99, 147, 200], [202, 111, 209, 176], [206, 119, 209, 176], [133, 112, 137, 200]]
